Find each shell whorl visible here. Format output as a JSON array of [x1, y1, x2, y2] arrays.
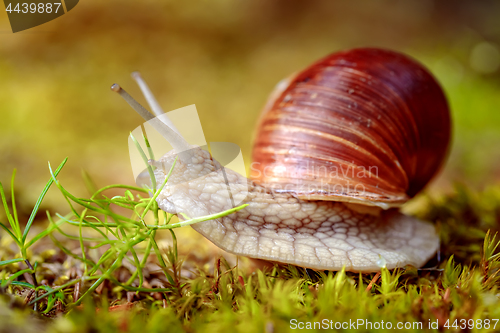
[[251, 48, 451, 207]]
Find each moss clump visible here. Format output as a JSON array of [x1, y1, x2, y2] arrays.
[[1, 162, 500, 333]]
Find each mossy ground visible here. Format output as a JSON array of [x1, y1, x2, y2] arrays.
[[1, 2, 499, 332], [1, 162, 500, 333]]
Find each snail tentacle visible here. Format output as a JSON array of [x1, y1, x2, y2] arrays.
[[111, 83, 192, 157], [131, 71, 182, 136]]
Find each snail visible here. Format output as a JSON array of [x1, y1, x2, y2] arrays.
[[113, 48, 450, 272]]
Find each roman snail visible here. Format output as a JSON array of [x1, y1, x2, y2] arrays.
[[112, 48, 450, 272]]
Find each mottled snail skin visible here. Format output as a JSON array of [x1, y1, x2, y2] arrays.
[[131, 48, 449, 272], [252, 48, 450, 207], [153, 147, 438, 272]]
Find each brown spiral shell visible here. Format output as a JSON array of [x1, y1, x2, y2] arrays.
[[250, 48, 451, 207]]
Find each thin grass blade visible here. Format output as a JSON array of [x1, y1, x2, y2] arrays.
[[22, 158, 68, 243], [130, 131, 156, 191], [0, 180, 21, 240], [0, 258, 25, 266]]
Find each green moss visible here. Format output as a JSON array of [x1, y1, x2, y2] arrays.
[[1, 162, 500, 332]]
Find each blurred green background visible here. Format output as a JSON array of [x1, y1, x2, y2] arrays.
[[1, 0, 499, 209]]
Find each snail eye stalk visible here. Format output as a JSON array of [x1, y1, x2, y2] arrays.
[[131, 71, 181, 135], [111, 83, 191, 155]]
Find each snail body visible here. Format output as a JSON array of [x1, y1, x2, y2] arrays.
[[116, 48, 450, 272], [152, 147, 438, 271]]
